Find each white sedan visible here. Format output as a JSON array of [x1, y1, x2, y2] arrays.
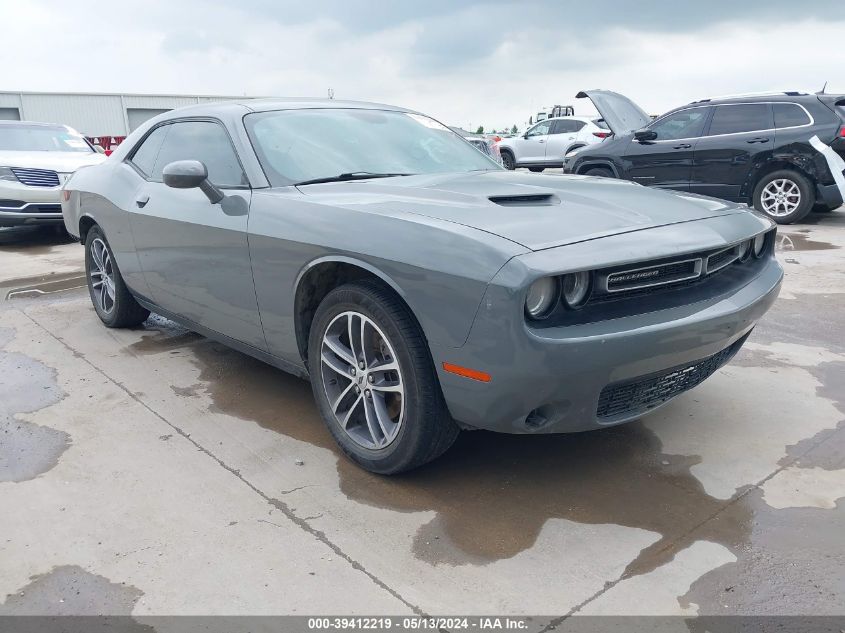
[[498, 116, 610, 172]]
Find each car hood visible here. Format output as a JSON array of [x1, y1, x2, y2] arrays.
[[296, 171, 746, 252], [576, 89, 652, 135], [0, 150, 105, 173]]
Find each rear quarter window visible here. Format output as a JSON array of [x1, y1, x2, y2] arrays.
[[773, 103, 811, 128]]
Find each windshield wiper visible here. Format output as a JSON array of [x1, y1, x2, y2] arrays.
[[294, 172, 414, 186]]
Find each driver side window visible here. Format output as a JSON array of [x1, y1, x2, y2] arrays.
[[526, 121, 552, 137], [131, 121, 247, 188], [648, 108, 709, 141]]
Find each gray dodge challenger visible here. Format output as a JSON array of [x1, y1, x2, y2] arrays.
[[61, 99, 783, 474]]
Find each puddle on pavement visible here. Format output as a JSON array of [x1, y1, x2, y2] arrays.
[[127, 317, 754, 579], [682, 482, 845, 615], [0, 565, 150, 626], [775, 232, 838, 252], [0, 327, 70, 482]]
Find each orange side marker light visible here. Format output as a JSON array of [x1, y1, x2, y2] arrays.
[[442, 362, 491, 383]]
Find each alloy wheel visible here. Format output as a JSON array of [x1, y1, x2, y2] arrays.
[[760, 179, 801, 217], [320, 311, 405, 450], [89, 238, 116, 314]]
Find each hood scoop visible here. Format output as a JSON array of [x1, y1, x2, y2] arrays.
[[488, 193, 560, 207]]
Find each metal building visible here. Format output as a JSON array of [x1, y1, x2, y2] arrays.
[[0, 91, 257, 136]]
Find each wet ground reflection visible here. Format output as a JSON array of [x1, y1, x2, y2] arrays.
[[129, 317, 752, 578]]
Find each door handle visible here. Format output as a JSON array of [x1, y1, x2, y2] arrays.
[[746, 137, 770, 144], [672, 143, 692, 149], [538, 140, 546, 144], [135, 194, 150, 208]]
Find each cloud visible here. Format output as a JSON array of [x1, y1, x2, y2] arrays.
[[1, 0, 844, 131]]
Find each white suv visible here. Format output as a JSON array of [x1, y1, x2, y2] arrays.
[[498, 116, 610, 172], [0, 121, 104, 228]]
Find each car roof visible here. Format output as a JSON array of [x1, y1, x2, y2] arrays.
[[157, 98, 419, 118], [542, 116, 598, 122], [0, 120, 70, 128], [686, 91, 817, 106]]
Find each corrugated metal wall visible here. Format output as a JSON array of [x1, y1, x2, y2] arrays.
[[0, 92, 250, 136]]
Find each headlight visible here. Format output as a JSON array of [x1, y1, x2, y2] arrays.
[[525, 277, 559, 319], [561, 271, 591, 308], [753, 233, 766, 258], [737, 239, 751, 262], [0, 167, 18, 182]]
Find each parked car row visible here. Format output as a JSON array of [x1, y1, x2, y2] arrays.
[[564, 89, 845, 224]]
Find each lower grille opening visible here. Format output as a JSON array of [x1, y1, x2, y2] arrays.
[[596, 336, 748, 421]]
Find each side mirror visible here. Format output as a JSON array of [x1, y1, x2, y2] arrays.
[[634, 128, 658, 142], [162, 160, 224, 204]]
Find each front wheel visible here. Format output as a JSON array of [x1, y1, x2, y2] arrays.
[[85, 226, 150, 328], [501, 151, 516, 170], [752, 170, 815, 224], [308, 280, 459, 474]]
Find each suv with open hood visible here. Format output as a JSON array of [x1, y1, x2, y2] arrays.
[[564, 90, 845, 224]]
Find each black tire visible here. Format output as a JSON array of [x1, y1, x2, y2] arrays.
[[752, 169, 815, 224], [528, 167, 545, 173], [501, 151, 516, 170], [308, 280, 459, 474], [84, 225, 150, 328], [584, 167, 614, 178]]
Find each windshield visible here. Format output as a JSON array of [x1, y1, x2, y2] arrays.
[[245, 109, 501, 186], [0, 124, 93, 153]]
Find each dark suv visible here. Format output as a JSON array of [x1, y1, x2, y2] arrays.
[[564, 90, 845, 224]]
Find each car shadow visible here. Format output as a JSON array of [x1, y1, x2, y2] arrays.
[[0, 226, 76, 253]]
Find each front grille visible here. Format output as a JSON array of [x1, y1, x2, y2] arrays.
[[10, 167, 60, 187], [605, 258, 700, 293], [596, 338, 745, 420], [705, 246, 740, 274]]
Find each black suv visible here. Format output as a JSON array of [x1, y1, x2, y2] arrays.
[[564, 90, 845, 224]]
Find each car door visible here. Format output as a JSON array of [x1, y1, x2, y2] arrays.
[[544, 119, 581, 165], [514, 120, 552, 163], [690, 103, 774, 201], [125, 119, 266, 350], [623, 106, 710, 191]]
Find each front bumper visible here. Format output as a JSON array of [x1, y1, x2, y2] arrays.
[[432, 216, 783, 434], [0, 181, 64, 227]]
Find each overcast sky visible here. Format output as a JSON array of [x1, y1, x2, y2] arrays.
[[3, 0, 844, 130]]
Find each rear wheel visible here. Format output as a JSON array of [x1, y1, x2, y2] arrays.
[[501, 151, 516, 170], [584, 167, 614, 178], [308, 280, 459, 474], [85, 226, 150, 328], [753, 170, 815, 224]]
